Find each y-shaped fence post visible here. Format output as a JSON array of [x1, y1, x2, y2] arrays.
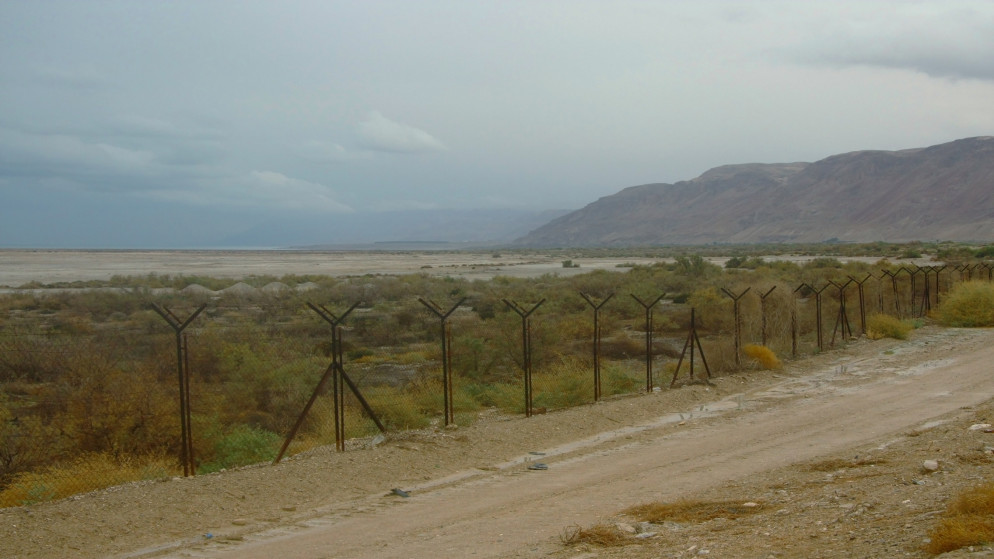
[[758, 286, 777, 347], [721, 287, 750, 367], [150, 303, 206, 477], [580, 292, 614, 401], [829, 279, 854, 346], [848, 274, 871, 336], [880, 270, 901, 317], [631, 293, 665, 393], [419, 297, 466, 426], [502, 299, 544, 417], [670, 308, 712, 387]]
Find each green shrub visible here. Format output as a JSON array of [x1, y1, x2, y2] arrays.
[[865, 313, 913, 340], [201, 425, 280, 473], [936, 281, 994, 327]]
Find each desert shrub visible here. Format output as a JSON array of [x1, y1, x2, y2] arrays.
[[626, 499, 765, 523], [532, 358, 591, 410], [200, 425, 280, 473], [0, 452, 177, 507], [935, 281, 994, 327], [464, 380, 521, 411], [360, 386, 432, 430], [408, 373, 481, 417], [603, 362, 643, 395], [925, 483, 994, 554], [742, 344, 781, 370], [865, 314, 913, 340], [560, 523, 628, 547]]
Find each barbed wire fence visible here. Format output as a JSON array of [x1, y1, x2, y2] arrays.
[[0, 264, 975, 506]]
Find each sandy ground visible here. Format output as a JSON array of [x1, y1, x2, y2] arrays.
[[3, 325, 994, 559], [0, 249, 932, 287], [0, 250, 662, 286]]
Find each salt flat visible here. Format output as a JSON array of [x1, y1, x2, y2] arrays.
[[0, 250, 661, 286]]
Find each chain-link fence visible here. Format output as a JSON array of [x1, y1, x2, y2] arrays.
[[0, 264, 973, 507]]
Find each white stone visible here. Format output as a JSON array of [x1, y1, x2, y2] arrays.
[[922, 459, 940, 471]]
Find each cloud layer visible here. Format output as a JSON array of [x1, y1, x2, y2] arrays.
[[1, 1, 993, 247], [356, 112, 446, 154]]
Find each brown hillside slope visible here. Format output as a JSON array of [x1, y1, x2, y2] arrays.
[[518, 136, 994, 246]]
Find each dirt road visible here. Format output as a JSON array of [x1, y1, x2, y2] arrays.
[[155, 327, 994, 559]]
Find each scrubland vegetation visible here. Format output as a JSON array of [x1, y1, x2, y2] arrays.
[[2, 242, 993, 507]]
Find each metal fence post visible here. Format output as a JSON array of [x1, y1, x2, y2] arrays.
[[580, 292, 613, 401], [502, 299, 544, 417], [150, 303, 206, 477], [631, 293, 665, 393], [720, 288, 750, 367], [419, 297, 466, 426]]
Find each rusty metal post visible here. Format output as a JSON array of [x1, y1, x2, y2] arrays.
[[829, 279, 853, 346], [848, 274, 871, 335], [918, 267, 933, 316], [419, 297, 466, 426], [720, 288, 750, 367], [791, 290, 799, 358], [758, 286, 776, 347], [881, 270, 900, 317], [631, 293, 665, 393], [810, 284, 828, 351], [275, 302, 367, 462], [907, 266, 924, 318], [150, 303, 206, 477], [670, 308, 711, 387], [503, 299, 544, 417], [580, 292, 614, 401], [933, 265, 947, 307]]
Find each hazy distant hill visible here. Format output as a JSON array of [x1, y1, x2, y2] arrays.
[[516, 136, 994, 246], [220, 208, 571, 248]]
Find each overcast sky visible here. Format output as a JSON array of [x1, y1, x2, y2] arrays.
[[2, 1, 993, 247]]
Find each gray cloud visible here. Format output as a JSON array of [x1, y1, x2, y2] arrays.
[[780, 7, 994, 81], [300, 141, 371, 164], [356, 112, 446, 154], [158, 171, 354, 214], [2, 1, 993, 247]]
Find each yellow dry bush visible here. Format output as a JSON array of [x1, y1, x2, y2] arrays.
[[925, 483, 994, 554], [742, 344, 781, 370], [626, 499, 764, 523], [865, 313, 913, 340], [560, 523, 628, 547], [936, 281, 994, 327], [0, 453, 178, 507]]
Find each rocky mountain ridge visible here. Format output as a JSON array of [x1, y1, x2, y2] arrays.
[[516, 136, 994, 246]]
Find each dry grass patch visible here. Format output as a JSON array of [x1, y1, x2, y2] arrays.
[[742, 344, 782, 370], [560, 523, 629, 547], [865, 313, 913, 340], [625, 499, 764, 523], [925, 483, 994, 555], [0, 453, 178, 507]]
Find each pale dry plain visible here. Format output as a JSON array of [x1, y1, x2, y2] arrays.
[[0, 249, 663, 286], [0, 249, 929, 287]]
